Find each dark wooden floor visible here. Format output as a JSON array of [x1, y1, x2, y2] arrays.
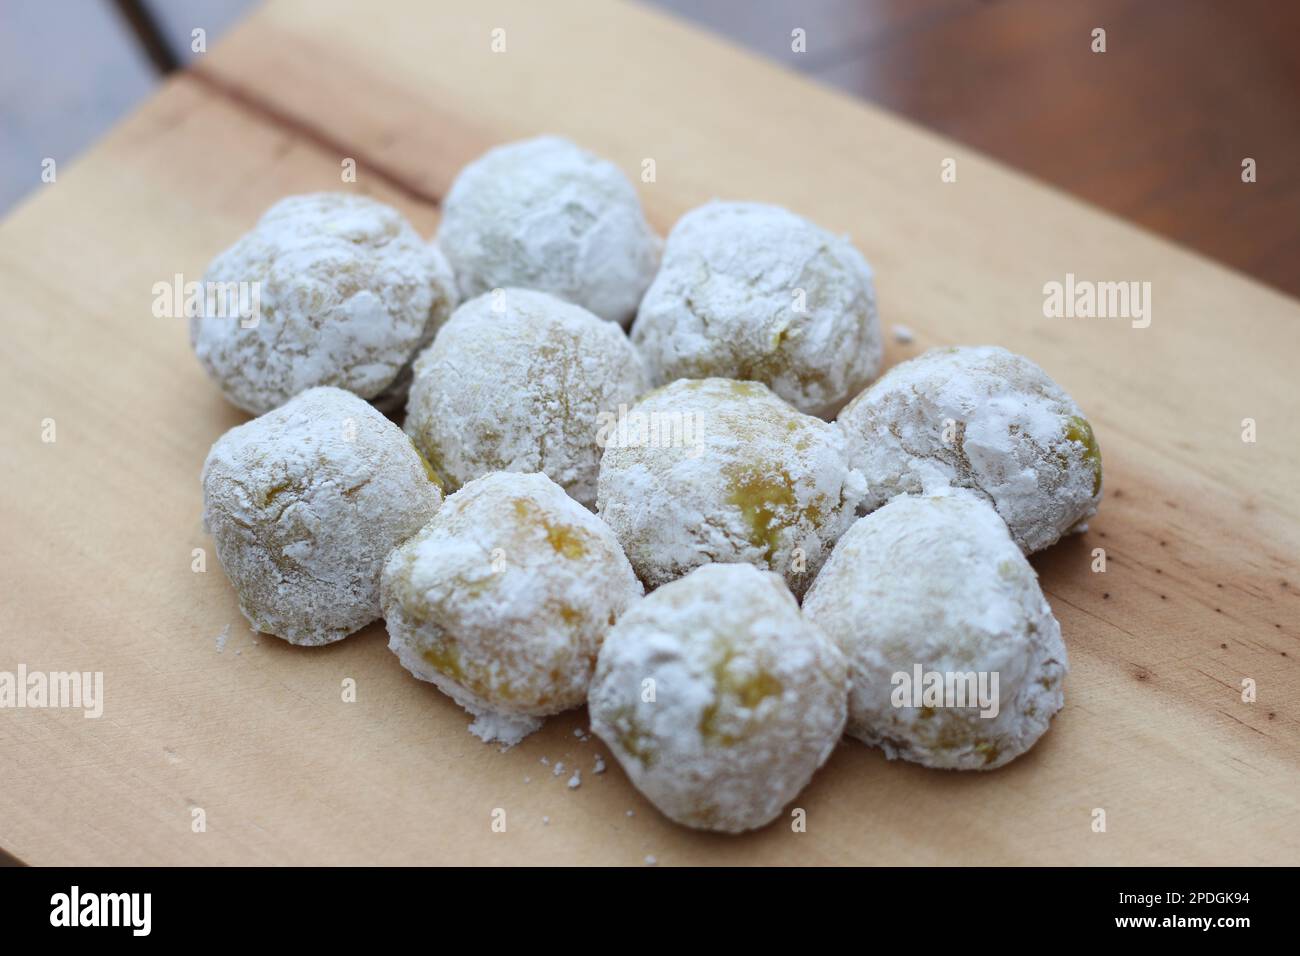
[[653, 0, 1300, 299]]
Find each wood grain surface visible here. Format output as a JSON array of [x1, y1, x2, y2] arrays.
[[1, 0, 1297, 866]]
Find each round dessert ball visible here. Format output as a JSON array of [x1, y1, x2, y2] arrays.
[[630, 201, 882, 418], [201, 386, 442, 646], [191, 192, 458, 414], [381, 471, 643, 744], [436, 136, 660, 325], [589, 563, 847, 833], [836, 345, 1102, 554], [404, 288, 649, 509], [803, 491, 1067, 770], [596, 378, 865, 597]]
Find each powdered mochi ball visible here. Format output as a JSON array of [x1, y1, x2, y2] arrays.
[[381, 472, 643, 745], [837, 345, 1102, 554], [191, 193, 457, 414], [589, 563, 847, 833], [404, 289, 649, 509], [803, 491, 1067, 770], [631, 201, 882, 418], [436, 137, 660, 325], [596, 378, 865, 597], [202, 386, 442, 646]]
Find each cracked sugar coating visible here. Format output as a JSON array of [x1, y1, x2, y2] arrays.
[[596, 378, 865, 597], [589, 563, 847, 833], [191, 193, 457, 414], [631, 201, 881, 418], [436, 136, 660, 325], [837, 345, 1102, 554], [803, 491, 1067, 770], [201, 386, 442, 646], [381, 472, 643, 739], [404, 289, 649, 509]]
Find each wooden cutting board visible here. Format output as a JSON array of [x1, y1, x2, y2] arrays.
[[1, 0, 1296, 866]]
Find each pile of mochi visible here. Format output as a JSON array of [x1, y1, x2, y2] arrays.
[[194, 136, 1102, 834]]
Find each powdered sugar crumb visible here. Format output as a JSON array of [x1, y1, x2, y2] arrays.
[[467, 710, 543, 748]]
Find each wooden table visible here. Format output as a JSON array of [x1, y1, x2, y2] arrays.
[[2, 0, 1296, 866]]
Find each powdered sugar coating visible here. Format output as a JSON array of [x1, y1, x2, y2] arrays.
[[191, 193, 457, 414], [631, 201, 881, 417], [837, 345, 1102, 554], [381, 472, 643, 732], [596, 378, 865, 597], [803, 491, 1067, 769], [201, 386, 442, 646], [589, 563, 847, 833], [404, 289, 649, 508], [436, 137, 660, 325]]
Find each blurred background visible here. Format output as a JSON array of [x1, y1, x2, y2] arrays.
[[3, 0, 1298, 296]]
